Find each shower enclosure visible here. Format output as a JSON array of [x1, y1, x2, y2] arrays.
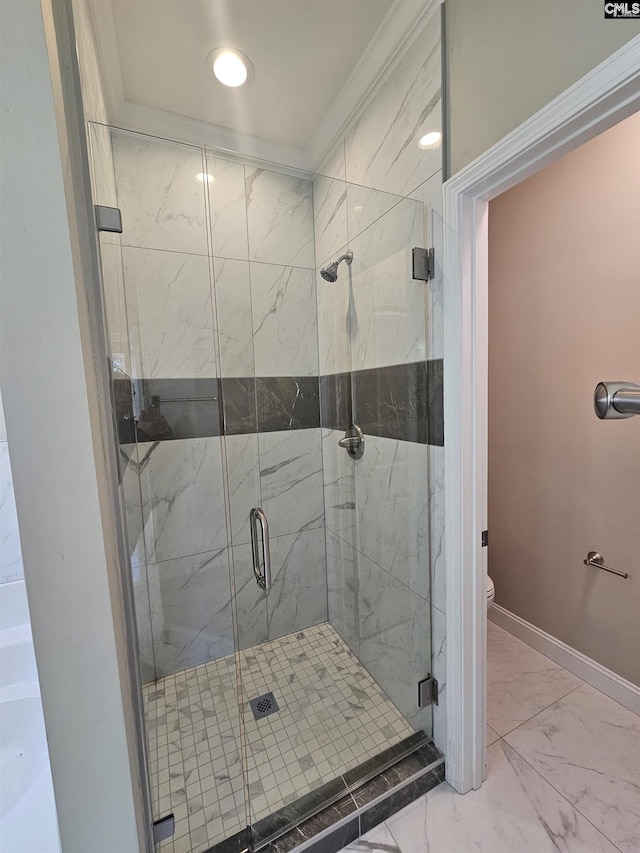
[[86, 11, 444, 850], [90, 131, 442, 849]]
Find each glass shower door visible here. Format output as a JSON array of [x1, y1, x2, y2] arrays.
[[216, 153, 435, 838], [89, 124, 250, 852]]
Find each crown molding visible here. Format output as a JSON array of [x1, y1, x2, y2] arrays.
[[306, 0, 441, 171]]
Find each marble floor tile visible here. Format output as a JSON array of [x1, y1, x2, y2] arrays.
[[487, 724, 500, 746], [342, 822, 400, 852], [505, 683, 640, 852], [487, 621, 583, 735], [383, 740, 618, 853]]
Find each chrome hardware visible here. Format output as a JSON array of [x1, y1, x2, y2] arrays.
[[583, 551, 629, 580], [338, 424, 364, 460], [250, 507, 271, 591], [320, 249, 353, 283], [412, 247, 435, 281], [594, 381, 640, 419], [94, 204, 122, 233], [418, 675, 439, 708]]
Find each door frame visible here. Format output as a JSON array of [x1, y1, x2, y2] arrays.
[[441, 35, 640, 794]]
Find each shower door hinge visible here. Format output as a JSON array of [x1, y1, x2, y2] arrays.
[[94, 204, 123, 233], [482, 530, 489, 547], [418, 674, 439, 708], [152, 814, 175, 844], [412, 247, 435, 281]]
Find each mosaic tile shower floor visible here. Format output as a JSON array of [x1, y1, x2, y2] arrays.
[[143, 622, 415, 853]]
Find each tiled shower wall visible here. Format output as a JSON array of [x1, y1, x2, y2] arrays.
[[91, 129, 328, 682], [313, 8, 446, 744]]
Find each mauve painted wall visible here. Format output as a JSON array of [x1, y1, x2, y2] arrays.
[[488, 111, 640, 686]]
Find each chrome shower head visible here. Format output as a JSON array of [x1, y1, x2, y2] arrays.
[[320, 250, 353, 282]]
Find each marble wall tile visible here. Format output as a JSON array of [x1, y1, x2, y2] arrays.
[[313, 175, 348, 268], [387, 740, 619, 853], [231, 541, 268, 651], [0, 442, 23, 584], [505, 684, 640, 853], [428, 445, 445, 613], [111, 130, 208, 255], [221, 377, 258, 435], [224, 432, 261, 546], [431, 604, 446, 751], [346, 183, 404, 244], [205, 155, 249, 261], [137, 436, 228, 563], [119, 443, 147, 570], [356, 434, 429, 601], [257, 377, 320, 432], [213, 258, 254, 378], [99, 240, 132, 375], [426, 359, 444, 446], [350, 197, 425, 372], [258, 429, 324, 538], [358, 550, 431, 733], [266, 528, 328, 639], [319, 371, 352, 432], [88, 122, 118, 246], [314, 140, 346, 182], [321, 429, 356, 547], [316, 262, 353, 376], [245, 168, 315, 268], [344, 21, 441, 197], [250, 263, 318, 377], [353, 362, 427, 445], [150, 549, 235, 677], [122, 246, 216, 379], [411, 169, 443, 361], [131, 563, 156, 683], [326, 529, 359, 655], [135, 378, 222, 442]]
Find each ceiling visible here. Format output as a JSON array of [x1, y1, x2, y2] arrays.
[[89, 0, 430, 169]]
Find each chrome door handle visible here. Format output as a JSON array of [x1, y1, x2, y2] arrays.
[[583, 551, 629, 579], [250, 507, 271, 591]]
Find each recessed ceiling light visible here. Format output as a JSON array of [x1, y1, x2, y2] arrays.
[[207, 47, 254, 88], [196, 173, 214, 183], [418, 131, 442, 150]]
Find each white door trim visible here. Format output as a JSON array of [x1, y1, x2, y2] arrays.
[[442, 35, 640, 794]]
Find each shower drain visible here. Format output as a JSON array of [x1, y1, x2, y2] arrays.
[[249, 692, 280, 720]]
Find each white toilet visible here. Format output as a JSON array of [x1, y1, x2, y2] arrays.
[[487, 575, 495, 610]]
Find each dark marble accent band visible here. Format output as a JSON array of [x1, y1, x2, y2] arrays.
[[357, 760, 445, 836], [251, 737, 444, 853], [115, 359, 444, 445], [134, 378, 222, 442], [257, 376, 320, 432], [427, 358, 444, 446], [221, 377, 257, 435], [320, 371, 352, 431], [353, 361, 428, 444]]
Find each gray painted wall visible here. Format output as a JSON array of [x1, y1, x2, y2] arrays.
[[447, 0, 640, 174], [0, 1, 144, 849]]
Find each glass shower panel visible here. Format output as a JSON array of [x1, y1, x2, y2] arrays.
[[349, 190, 433, 738], [88, 125, 249, 852]]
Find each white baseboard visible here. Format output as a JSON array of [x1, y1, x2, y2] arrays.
[[489, 604, 640, 716]]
